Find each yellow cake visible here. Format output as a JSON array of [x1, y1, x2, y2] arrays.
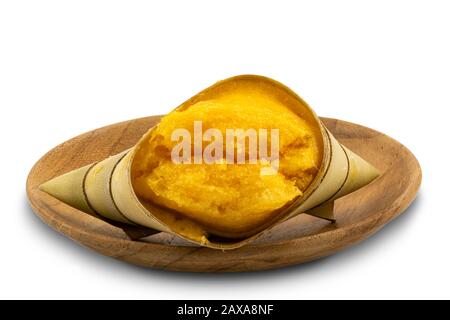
[[131, 81, 321, 238]]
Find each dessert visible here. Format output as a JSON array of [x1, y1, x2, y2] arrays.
[[40, 75, 379, 249], [131, 80, 322, 238]]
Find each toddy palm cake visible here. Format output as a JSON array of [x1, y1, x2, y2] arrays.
[[132, 80, 322, 240]]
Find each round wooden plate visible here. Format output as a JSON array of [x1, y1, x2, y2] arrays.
[[26, 116, 421, 272]]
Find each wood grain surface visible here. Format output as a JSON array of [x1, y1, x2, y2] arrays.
[[26, 116, 421, 272]]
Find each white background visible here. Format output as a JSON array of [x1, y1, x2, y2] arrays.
[[0, 1, 448, 299]]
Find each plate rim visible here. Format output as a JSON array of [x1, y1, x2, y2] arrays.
[[26, 116, 422, 272]]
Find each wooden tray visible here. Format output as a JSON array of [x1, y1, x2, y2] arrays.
[[26, 116, 421, 272]]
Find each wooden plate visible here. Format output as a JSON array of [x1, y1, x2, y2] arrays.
[[26, 116, 421, 272]]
